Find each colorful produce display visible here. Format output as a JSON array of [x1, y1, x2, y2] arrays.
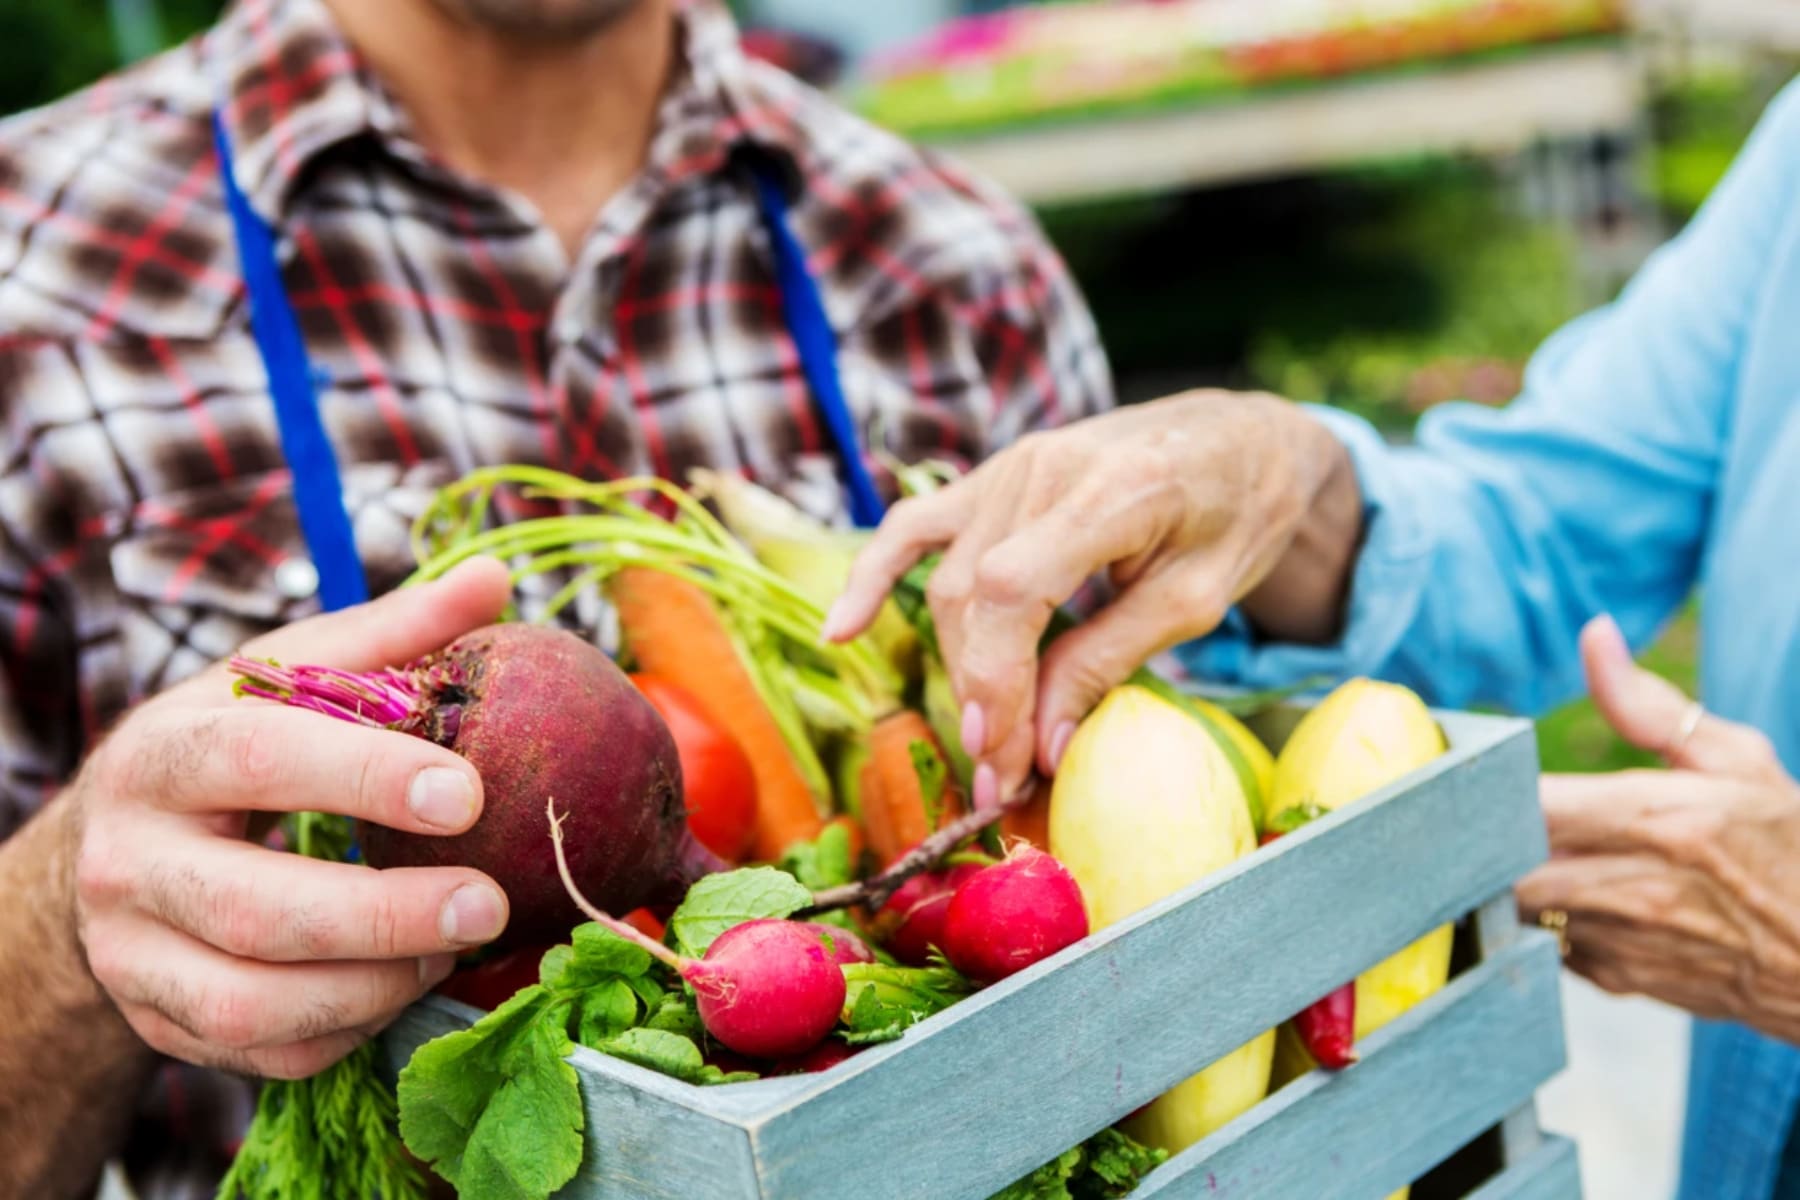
[[851, 0, 1625, 138], [216, 464, 1455, 1200]]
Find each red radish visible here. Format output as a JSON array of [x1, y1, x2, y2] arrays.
[[1294, 983, 1358, 1070], [548, 802, 846, 1060], [690, 920, 846, 1058], [801, 923, 876, 966], [230, 624, 723, 949], [769, 1040, 859, 1076], [872, 863, 984, 967], [940, 846, 1089, 984]]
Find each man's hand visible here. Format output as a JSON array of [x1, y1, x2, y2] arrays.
[[826, 391, 1361, 810], [1518, 616, 1800, 1042], [67, 556, 513, 1080]]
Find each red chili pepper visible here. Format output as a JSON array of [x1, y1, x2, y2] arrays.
[[1294, 982, 1358, 1069], [1262, 821, 1357, 1070]]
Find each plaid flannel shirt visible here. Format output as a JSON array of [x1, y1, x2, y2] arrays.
[[0, 0, 1112, 1192]]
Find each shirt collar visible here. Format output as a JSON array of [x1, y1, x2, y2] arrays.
[[207, 0, 802, 227]]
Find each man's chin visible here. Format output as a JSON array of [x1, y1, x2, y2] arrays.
[[430, 0, 648, 41]]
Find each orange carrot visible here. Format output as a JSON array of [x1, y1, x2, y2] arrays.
[[859, 710, 966, 868], [1000, 777, 1053, 852], [611, 566, 825, 862]]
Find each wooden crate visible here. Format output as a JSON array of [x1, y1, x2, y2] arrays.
[[382, 707, 1579, 1200]]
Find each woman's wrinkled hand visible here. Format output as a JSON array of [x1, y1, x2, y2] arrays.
[[825, 390, 1359, 810], [1518, 616, 1800, 1041]]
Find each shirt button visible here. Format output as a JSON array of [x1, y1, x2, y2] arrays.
[[274, 558, 321, 601]]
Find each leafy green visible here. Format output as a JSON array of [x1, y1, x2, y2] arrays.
[[219, 814, 424, 1200], [1077, 1130, 1169, 1197], [398, 987, 580, 1200], [990, 1128, 1169, 1200], [1266, 803, 1329, 836], [839, 963, 976, 1046], [991, 1147, 1083, 1200], [398, 926, 674, 1200], [594, 1028, 759, 1086], [778, 820, 857, 891], [217, 1042, 425, 1200], [667, 866, 814, 958], [642, 992, 705, 1040], [910, 737, 949, 832]]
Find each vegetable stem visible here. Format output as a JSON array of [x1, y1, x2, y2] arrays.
[[546, 798, 686, 972], [805, 777, 1037, 914]]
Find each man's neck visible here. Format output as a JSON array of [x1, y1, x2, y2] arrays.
[[324, 0, 677, 257]]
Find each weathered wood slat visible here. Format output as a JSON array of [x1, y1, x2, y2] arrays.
[[1464, 1137, 1582, 1200], [1132, 933, 1566, 1199]]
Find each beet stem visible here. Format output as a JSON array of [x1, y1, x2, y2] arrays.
[[805, 773, 1037, 915], [545, 797, 687, 972], [228, 656, 426, 731]]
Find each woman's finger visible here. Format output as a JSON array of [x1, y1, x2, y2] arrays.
[[128, 837, 508, 960], [824, 488, 971, 642], [1580, 615, 1784, 783], [1033, 562, 1233, 772]]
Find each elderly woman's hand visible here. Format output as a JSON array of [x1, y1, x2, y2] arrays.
[[825, 391, 1362, 809], [1519, 616, 1800, 1041]]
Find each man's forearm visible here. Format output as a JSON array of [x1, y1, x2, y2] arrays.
[[1239, 411, 1365, 646], [0, 796, 154, 1199]]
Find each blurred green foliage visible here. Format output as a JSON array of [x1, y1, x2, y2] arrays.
[[0, 1, 222, 119]]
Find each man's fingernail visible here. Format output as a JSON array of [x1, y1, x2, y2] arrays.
[[1048, 722, 1077, 772], [440, 885, 507, 946], [973, 764, 999, 814], [419, 953, 458, 987], [820, 597, 852, 643], [409, 768, 477, 830], [961, 704, 987, 758]]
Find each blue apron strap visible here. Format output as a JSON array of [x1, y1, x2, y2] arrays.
[[747, 159, 888, 530], [211, 110, 369, 612]]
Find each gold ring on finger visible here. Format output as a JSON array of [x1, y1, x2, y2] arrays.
[[1536, 908, 1571, 959]]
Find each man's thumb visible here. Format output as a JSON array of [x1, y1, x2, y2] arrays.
[[241, 556, 514, 670]]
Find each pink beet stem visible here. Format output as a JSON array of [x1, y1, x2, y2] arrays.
[[228, 656, 426, 730], [546, 797, 687, 972]]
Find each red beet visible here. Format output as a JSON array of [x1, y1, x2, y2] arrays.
[[940, 847, 1089, 984], [872, 863, 984, 967], [802, 922, 876, 967], [230, 624, 721, 949], [686, 920, 847, 1059]]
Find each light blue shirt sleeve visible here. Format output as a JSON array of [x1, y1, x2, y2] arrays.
[[1180, 81, 1800, 716]]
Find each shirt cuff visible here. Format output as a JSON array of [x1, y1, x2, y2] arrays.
[[1173, 404, 1436, 688]]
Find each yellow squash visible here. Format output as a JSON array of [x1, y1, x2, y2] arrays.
[[1266, 678, 1451, 1200], [1188, 694, 1276, 806], [1049, 685, 1275, 1154]]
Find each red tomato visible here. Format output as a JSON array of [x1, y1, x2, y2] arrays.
[[631, 673, 758, 862], [435, 944, 554, 1012]]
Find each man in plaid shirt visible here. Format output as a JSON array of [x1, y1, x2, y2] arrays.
[[0, 0, 1112, 1194]]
